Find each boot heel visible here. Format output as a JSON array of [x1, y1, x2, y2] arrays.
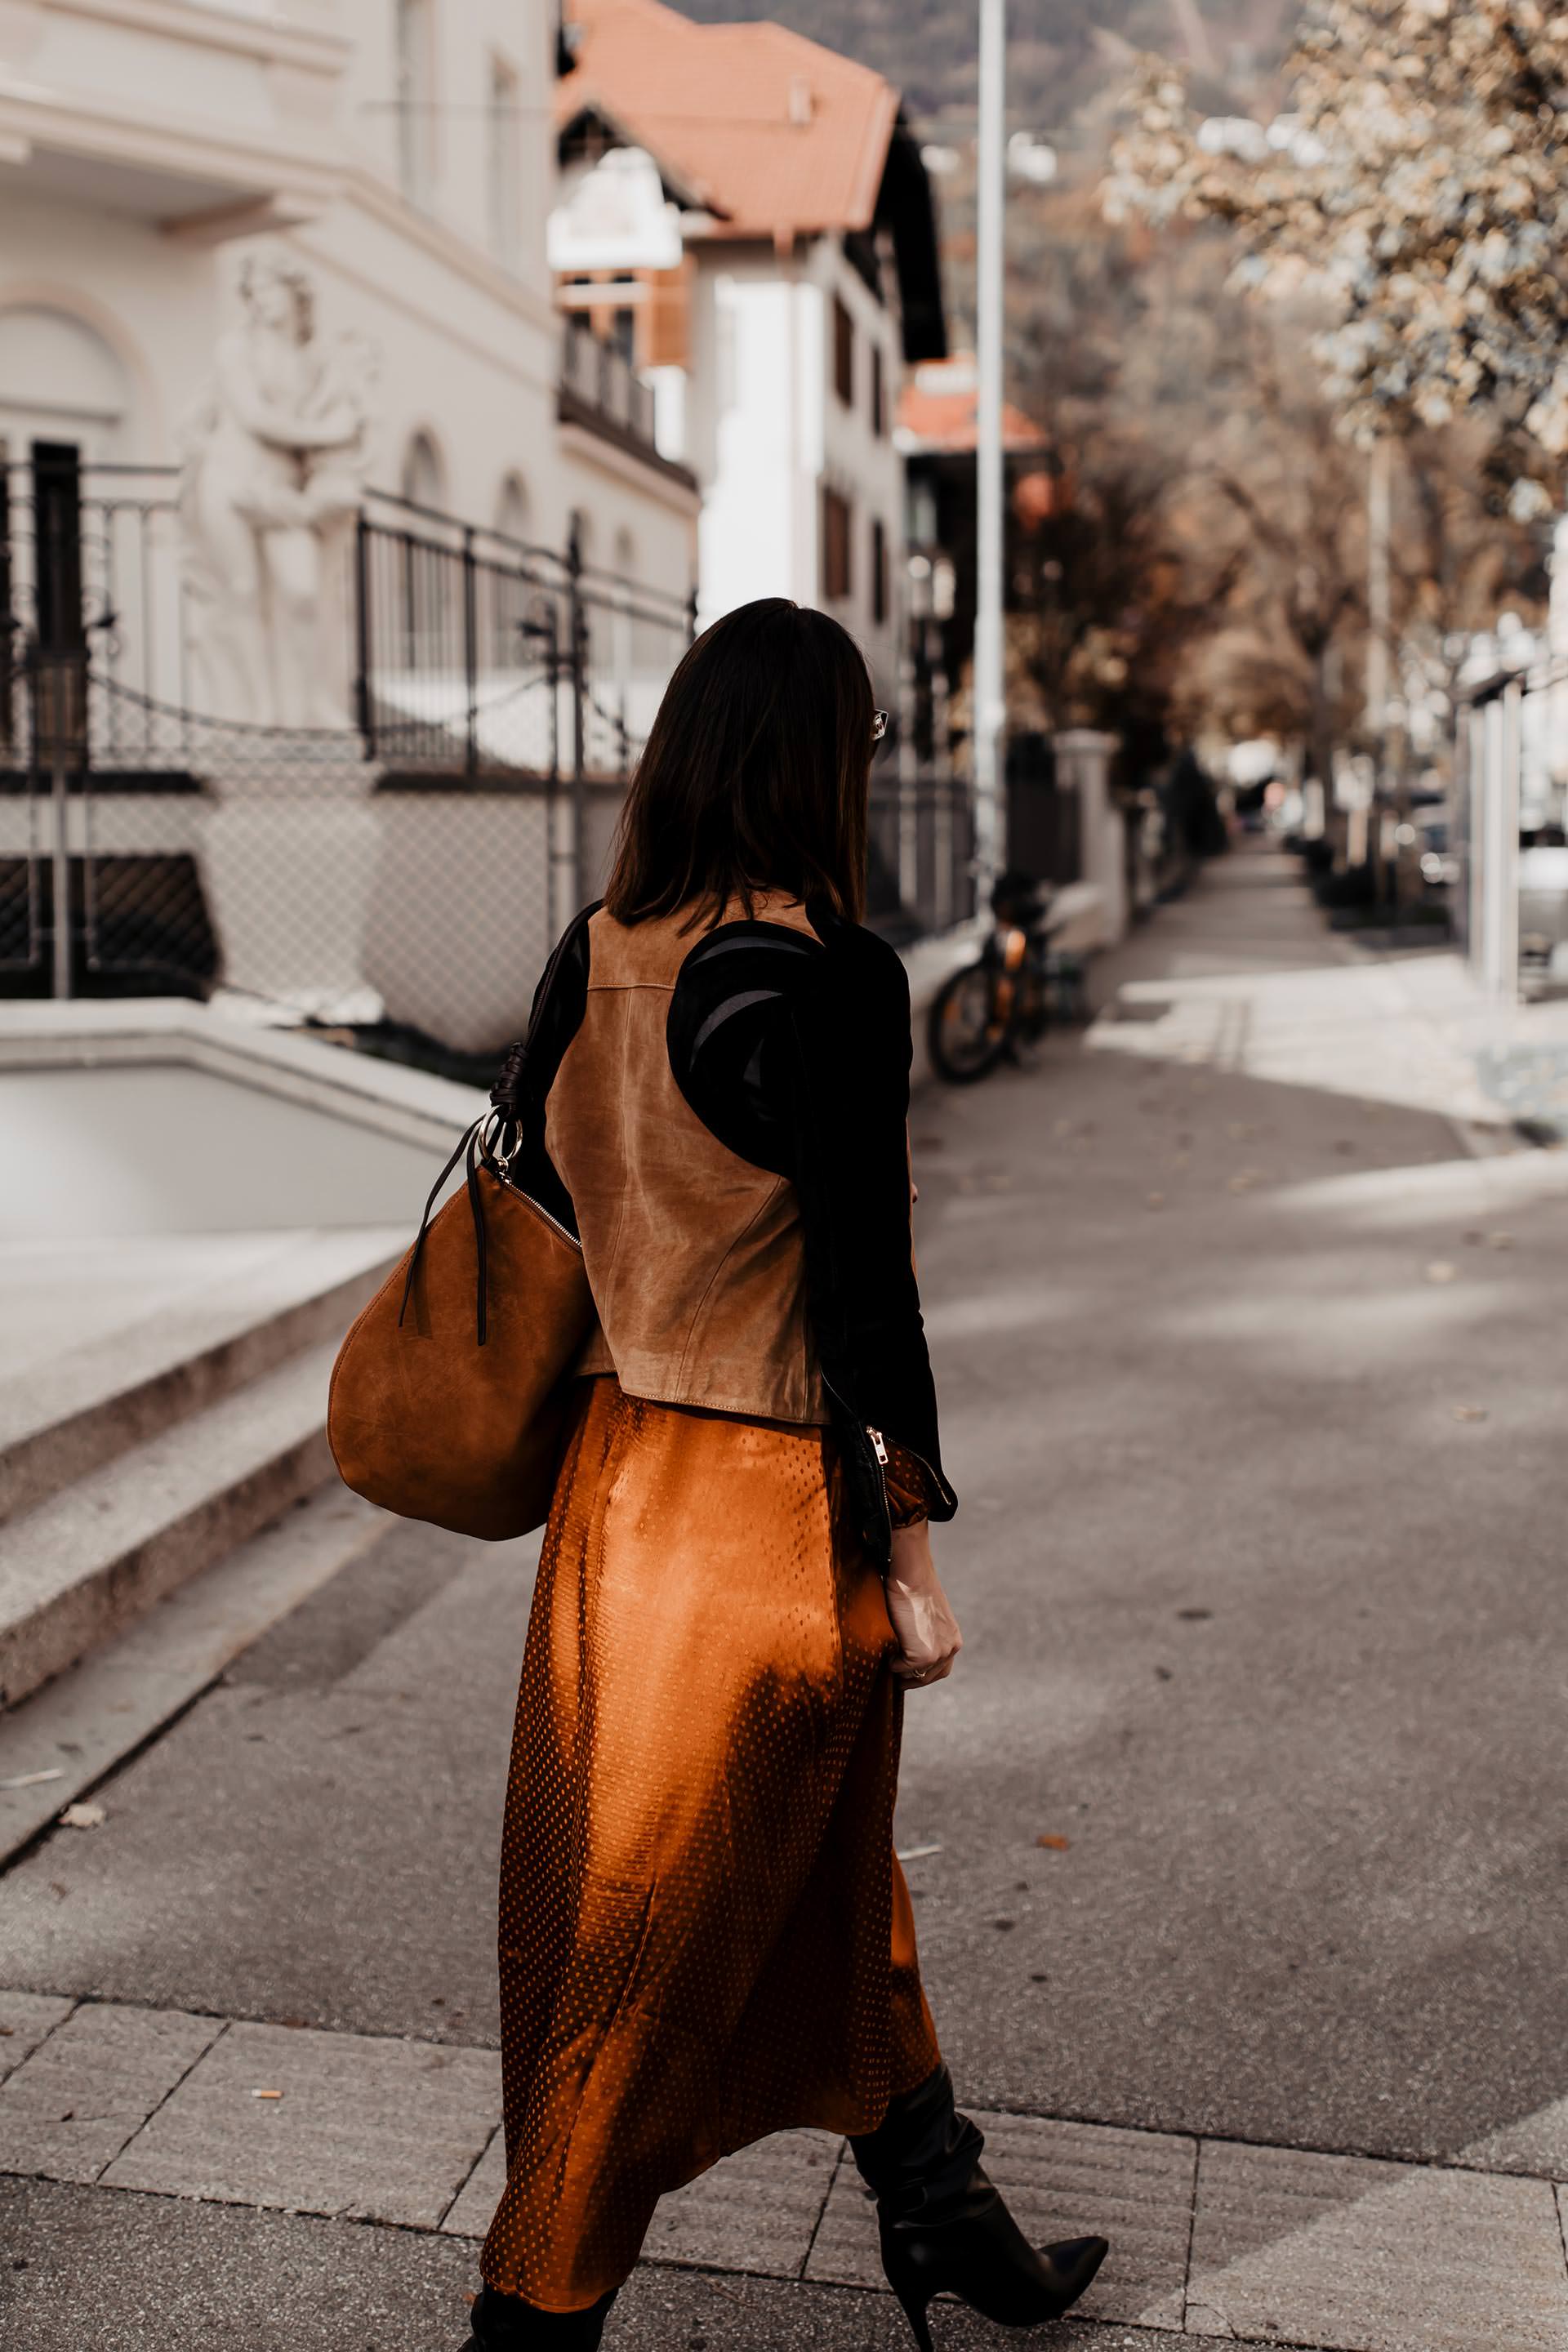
[[892, 2280, 934, 2352]]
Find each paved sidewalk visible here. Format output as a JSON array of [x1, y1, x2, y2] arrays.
[[1093, 852, 1568, 1143], [5, 1989, 1566, 2348], [4, 841, 1568, 2351]]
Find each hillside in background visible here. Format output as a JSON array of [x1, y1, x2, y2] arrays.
[[670, 0, 1297, 139]]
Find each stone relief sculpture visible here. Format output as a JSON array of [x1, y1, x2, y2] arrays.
[[180, 252, 378, 728]]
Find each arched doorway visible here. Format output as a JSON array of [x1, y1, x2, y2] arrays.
[[0, 305, 131, 464], [0, 308, 135, 697]]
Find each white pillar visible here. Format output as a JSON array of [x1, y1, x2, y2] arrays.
[[1471, 688, 1520, 1003]]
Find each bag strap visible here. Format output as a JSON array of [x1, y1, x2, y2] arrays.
[[397, 901, 603, 1351], [398, 1116, 492, 1345]]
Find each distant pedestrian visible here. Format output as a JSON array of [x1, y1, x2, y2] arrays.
[[462, 601, 1107, 2346], [1167, 744, 1228, 860]]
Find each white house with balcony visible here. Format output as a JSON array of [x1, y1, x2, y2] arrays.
[[0, 0, 697, 597], [0, 0, 699, 1049], [550, 0, 947, 695]]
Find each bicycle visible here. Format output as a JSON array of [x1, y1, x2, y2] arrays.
[[927, 872, 1087, 1085]]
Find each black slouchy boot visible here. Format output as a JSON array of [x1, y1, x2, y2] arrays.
[[461, 2284, 619, 2350], [849, 2065, 1108, 2350]]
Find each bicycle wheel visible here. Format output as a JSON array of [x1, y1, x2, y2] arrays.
[[929, 961, 1011, 1083]]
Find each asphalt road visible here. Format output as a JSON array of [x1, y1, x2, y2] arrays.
[[3, 844, 1565, 2347]]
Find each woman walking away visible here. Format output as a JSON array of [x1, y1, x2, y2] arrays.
[[463, 599, 1108, 2350]]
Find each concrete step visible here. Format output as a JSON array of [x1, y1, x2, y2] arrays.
[[0, 1340, 345, 1711], [0, 1227, 402, 1526], [0, 1484, 390, 1864]]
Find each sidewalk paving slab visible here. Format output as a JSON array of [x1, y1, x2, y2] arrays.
[[101, 2018, 501, 2229], [0, 2000, 221, 2183], [807, 2110, 1196, 2328], [642, 2126, 842, 2276], [1170, 2137, 1568, 2349], [447, 2123, 844, 2277], [439, 2119, 506, 2241], [0, 1991, 74, 2087], [442, 2117, 851, 2276], [1460, 2091, 1568, 2181]]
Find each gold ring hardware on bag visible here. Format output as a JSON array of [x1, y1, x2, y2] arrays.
[[484, 1109, 523, 1174]]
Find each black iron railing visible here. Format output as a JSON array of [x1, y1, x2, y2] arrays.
[[1, 456, 695, 781], [353, 489, 694, 781]]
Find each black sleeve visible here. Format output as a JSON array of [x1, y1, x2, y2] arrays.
[[488, 901, 596, 1236], [667, 902, 956, 1541]]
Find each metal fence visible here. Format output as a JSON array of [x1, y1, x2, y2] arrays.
[[867, 765, 978, 939], [2, 452, 977, 1055]]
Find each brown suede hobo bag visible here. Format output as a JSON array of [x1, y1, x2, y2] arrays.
[[328, 1130, 595, 1542]]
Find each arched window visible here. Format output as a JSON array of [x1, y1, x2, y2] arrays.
[[0, 305, 130, 455], [400, 430, 446, 512], [568, 507, 604, 674], [609, 526, 638, 696], [399, 432, 448, 664], [496, 471, 531, 544], [490, 474, 533, 670]]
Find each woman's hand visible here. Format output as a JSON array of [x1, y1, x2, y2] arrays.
[[885, 1521, 962, 1688]]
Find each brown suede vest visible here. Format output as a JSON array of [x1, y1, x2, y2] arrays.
[[545, 893, 829, 1426]]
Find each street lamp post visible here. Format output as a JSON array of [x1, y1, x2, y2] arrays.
[[972, 0, 1006, 906]]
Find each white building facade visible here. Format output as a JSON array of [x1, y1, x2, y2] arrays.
[[0, 0, 696, 590], [0, 0, 699, 1049], [550, 0, 946, 699]]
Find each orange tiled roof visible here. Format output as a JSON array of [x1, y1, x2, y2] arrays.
[[558, 0, 902, 242], [896, 357, 1049, 455]]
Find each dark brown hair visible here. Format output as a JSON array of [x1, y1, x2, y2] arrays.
[[604, 598, 873, 928]]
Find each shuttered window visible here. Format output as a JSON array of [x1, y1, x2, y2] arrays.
[[832, 296, 854, 407], [822, 486, 853, 601]]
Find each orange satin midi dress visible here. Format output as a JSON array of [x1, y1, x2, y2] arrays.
[[477, 893, 953, 2314], [478, 1387, 941, 2311]]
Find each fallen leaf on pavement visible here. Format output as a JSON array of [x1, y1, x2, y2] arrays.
[[1452, 1405, 1489, 1423], [58, 1802, 104, 1829], [1146, 1192, 1165, 1209], [1425, 1262, 1458, 1283], [1036, 1833, 1071, 1851]]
